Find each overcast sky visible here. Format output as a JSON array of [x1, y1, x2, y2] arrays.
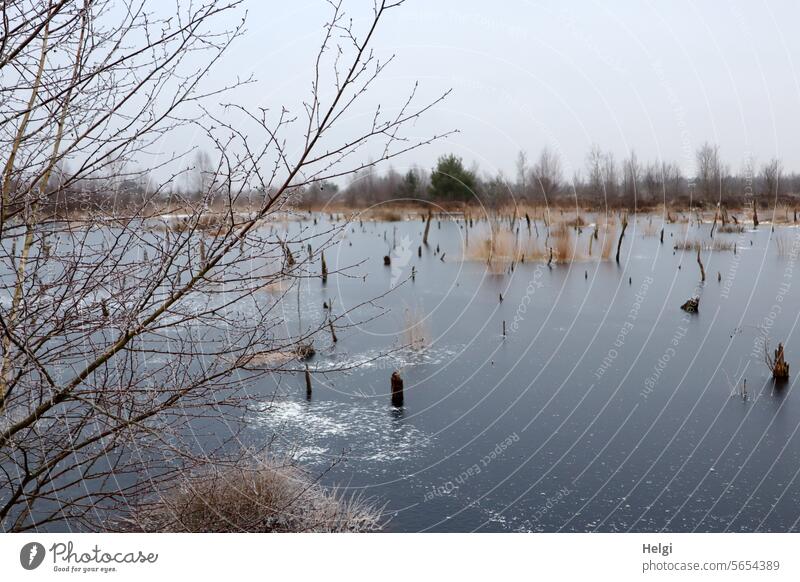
[[190, 0, 800, 180]]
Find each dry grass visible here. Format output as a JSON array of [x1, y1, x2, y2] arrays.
[[560, 214, 586, 229], [357, 207, 406, 222], [121, 460, 383, 532], [718, 224, 745, 234], [261, 279, 289, 295], [673, 238, 736, 252], [774, 234, 791, 257], [640, 219, 659, 237], [460, 212, 631, 265], [402, 306, 429, 349], [550, 223, 575, 261], [600, 218, 617, 260], [463, 222, 522, 273], [151, 213, 231, 235], [670, 212, 690, 224], [244, 350, 296, 367], [770, 205, 794, 224]]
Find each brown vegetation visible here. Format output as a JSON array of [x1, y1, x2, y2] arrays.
[[673, 239, 736, 252], [765, 342, 790, 379], [0, 0, 445, 532], [403, 307, 429, 349], [774, 234, 792, 257], [601, 218, 617, 260], [121, 460, 382, 532], [680, 297, 700, 313], [718, 224, 745, 233], [550, 223, 575, 262]]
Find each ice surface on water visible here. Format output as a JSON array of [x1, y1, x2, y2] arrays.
[[309, 344, 464, 373], [255, 399, 433, 465]]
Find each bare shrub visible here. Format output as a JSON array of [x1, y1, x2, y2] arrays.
[[600, 218, 617, 260], [0, 0, 447, 532], [120, 460, 383, 533]]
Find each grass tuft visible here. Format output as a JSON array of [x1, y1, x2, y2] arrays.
[[120, 459, 383, 533]]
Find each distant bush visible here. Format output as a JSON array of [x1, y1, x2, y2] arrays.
[[429, 154, 478, 202]]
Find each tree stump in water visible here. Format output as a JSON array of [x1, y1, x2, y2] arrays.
[[295, 342, 316, 360], [423, 210, 432, 246], [383, 255, 391, 266], [391, 371, 404, 407], [680, 297, 700, 313], [696, 248, 705, 282], [772, 343, 790, 379], [615, 213, 628, 264]]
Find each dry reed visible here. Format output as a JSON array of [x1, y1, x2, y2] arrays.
[[121, 460, 383, 532], [600, 218, 617, 260], [673, 239, 735, 252], [402, 306, 429, 349]]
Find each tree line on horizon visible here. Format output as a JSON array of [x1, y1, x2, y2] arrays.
[[38, 142, 796, 213], [300, 143, 797, 209]]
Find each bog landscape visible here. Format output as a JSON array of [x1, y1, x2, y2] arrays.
[[2, 0, 800, 535]]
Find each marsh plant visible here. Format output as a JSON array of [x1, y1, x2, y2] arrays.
[[121, 459, 383, 533]]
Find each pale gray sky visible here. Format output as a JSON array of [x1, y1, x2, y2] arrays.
[[182, 0, 800, 180]]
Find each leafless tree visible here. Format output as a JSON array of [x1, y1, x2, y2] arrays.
[[602, 150, 618, 198], [586, 144, 604, 195], [696, 142, 723, 202], [191, 150, 215, 199], [515, 150, 528, 200], [531, 146, 562, 201], [762, 158, 782, 200], [621, 151, 640, 204], [662, 162, 685, 203], [640, 161, 660, 202], [0, 0, 448, 532]]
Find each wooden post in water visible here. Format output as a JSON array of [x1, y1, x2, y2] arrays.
[[305, 365, 312, 398], [696, 248, 705, 282], [423, 210, 432, 246], [615, 213, 628, 264], [391, 371, 404, 407]]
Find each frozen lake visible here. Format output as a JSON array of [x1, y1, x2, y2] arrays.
[[254, 210, 800, 532]]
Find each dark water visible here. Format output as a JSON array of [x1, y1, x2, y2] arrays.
[[255, 212, 800, 532]]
